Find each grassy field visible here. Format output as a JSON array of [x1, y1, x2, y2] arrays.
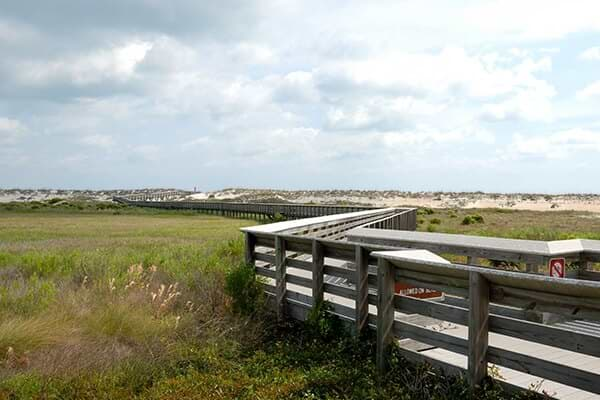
[[415, 207, 600, 240], [2, 201, 594, 399]]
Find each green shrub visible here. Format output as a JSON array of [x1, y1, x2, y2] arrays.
[[224, 263, 263, 315], [272, 212, 286, 222], [430, 218, 441, 225], [306, 301, 344, 341], [426, 224, 437, 232], [417, 207, 434, 216], [489, 260, 521, 271], [462, 214, 484, 225]]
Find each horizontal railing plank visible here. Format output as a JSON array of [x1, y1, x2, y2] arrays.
[[255, 252, 276, 264], [487, 347, 600, 395], [256, 266, 276, 279], [489, 315, 600, 358], [286, 258, 312, 271], [442, 296, 531, 321], [395, 295, 468, 325], [394, 295, 600, 358], [324, 282, 356, 300], [393, 320, 468, 356], [323, 264, 353, 280], [286, 274, 313, 288]]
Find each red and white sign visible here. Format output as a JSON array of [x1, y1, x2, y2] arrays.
[[395, 282, 442, 299], [549, 258, 565, 278]]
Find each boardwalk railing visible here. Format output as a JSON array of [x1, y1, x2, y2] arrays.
[[243, 214, 600, 397], [373, 250, 600, 395], [115, 190, 188, 202], [114, 197, 379, 220], [349, 228, 600, 280]]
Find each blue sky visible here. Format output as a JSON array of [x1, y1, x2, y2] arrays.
[[1, 0, 600, 193]]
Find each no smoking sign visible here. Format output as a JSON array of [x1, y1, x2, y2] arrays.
[[548, 258, 565, 278]]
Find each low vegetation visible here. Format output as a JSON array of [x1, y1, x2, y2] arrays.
[[461, 214, 484, 225], [1, 202, 590, 398], [416, 207, 600, 240]]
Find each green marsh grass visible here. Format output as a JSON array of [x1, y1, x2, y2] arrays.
[[0, 202, 590, 398]]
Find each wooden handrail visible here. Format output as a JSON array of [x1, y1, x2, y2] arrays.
[[243, 210, 600, 396], [373, 249, 600, 393]]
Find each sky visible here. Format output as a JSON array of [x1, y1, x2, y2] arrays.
[[1, 1, 600, 193]]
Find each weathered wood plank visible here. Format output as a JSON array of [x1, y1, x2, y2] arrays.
[[275, 236, 287, 321], [487, 346, 600, 395], [255, 266, 276, 279], [312, 240, 325, 305], [255, 253, 276, 264], [286, 274, 312, 288], [393, 319, 468, 355], [377, 258, 395, 373], [489, 314, 600, 358], [286, 257, 312, 271], [395, 294, 600, 359], [245, 232, 256, 265], [323, 264, 353, 280], [355, 245, 370, 335], [394, 295, 468, 325], [468, 272, 489, 387], [324, 282, 356, 300], [442, 296, 531, 321]]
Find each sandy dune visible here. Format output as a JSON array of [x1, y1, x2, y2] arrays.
[[3, 188, 600, 213]]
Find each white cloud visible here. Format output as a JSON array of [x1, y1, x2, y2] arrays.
[[382, 125, 495, 148], [17, 40, 153, 86], [80, 134, 114, 148], [0, 18, 38, 43], [319, 47, 553, 100], [481, 86, 556, 122], [465, 0, 600, 40], [181, 136, 211, 150], [580, 47, 600, 61], [131, 144, 161, 161], [576, 81, 600, 99], [230, 43, 278, 65], [0, 117, 26, 144], [511, 129, 600, 159], [271, 71, 320, 103], [3, 1, 600, 191], [230, 127, 319, 160], [326, 97, 446, 131]]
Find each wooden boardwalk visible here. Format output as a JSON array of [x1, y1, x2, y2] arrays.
[[114, 197, 383, 220], [256, 252, 600, 399]]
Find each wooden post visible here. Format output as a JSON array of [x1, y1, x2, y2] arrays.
[[275, 236, 287, 322], [244, 233, 256, 265], [377, 258, 395, 374], [312, 239, 324, 306], [468, 271, 489, 388], [355, 245, 370, 335]]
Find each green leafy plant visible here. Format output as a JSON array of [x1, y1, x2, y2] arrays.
[[224, 262, 264, 315], [462, 214, 484, 225], [417, 207, 435, 216], [306, 300, 344, 341]]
